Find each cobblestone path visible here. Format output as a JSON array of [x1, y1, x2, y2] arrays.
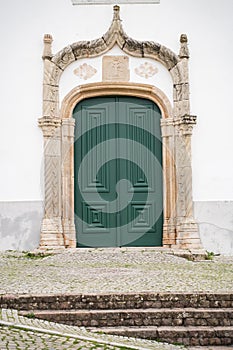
[[0, 248, 233, 349], [0, 248, 233, 295]]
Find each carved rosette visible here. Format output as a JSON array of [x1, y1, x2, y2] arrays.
[[135, 62, 158, 79], [74, 63, 97, 80]]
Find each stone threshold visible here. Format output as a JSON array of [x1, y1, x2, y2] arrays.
[[34, 246, 208, 261]]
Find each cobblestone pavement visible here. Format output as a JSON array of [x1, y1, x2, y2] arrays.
[[0, 248, 233, 294], [0, 248, 233, 349], [0, 308, 182, 350]]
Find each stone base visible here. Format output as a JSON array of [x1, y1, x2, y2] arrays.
[[39, 232, 65, 249], [175, 220, 202, 249], [62, 220, 76, 248], [162, 221, 176, 246]]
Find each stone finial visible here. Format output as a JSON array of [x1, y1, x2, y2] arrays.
[[113, 5, 121, 21], [43, 34, 53, 60], [179, 34, 189, 59]]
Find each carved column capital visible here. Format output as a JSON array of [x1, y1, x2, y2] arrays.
[[160, 118, 175, 137], [38, 117, 61, 137], [178, 114, 197, 136]]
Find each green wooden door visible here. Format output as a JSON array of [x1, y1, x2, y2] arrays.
[[73, 96, 163, 247]]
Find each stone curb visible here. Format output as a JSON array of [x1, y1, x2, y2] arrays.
[[0, 309, 182, 350]]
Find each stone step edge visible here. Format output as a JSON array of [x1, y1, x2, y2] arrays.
[[89, 326, 233, 346], [2, 292, 233, 311], [89, 325, 233, 335], [90, 326, 233, 330], [0, 312, 159, 350], [2, 292, 232, 298], [19, 307, 233, 315]]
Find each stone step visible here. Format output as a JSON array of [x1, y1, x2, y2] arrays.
[[1, 292, 233, 310], [89, 326, 233, 346], [19, 308, 233, 328]]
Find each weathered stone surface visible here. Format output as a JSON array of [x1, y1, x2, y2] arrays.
[[173, 83, 189, 102], [42, 100, 59, 118], [179, 34, 189, 58], [123, 38, 143, 57], [43, 84, 59, 102], [43, 60, 62, 86], [158, 45, 179, 70], [102, 55, 129, 82], [142, 41, 161, 59], [71, 38, 108, 59], [52, 45, 75, 70], [43, 33, 53, 59]]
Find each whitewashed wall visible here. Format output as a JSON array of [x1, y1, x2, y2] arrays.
[[0, 0, 233, 252]]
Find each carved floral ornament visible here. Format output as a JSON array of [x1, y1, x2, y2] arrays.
[[39, 6, 202, 250], [73, 63, 97, 80], [135, 62, 158, 79]]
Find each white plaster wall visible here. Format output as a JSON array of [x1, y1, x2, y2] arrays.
[[0, 201, 43, 251], [194, 201, 233, 255], [0, 1, 233, 201]]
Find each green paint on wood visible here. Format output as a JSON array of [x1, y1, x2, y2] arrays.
[[73, 96, 163, 247]]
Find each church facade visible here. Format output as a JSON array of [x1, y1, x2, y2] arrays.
[[0, 0, 233, 254]]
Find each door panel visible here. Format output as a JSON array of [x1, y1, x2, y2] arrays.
[[73, 96, 162, 247]]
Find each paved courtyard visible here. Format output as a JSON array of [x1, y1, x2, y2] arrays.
[[0, 248, 233, 349], [0, 248, 233, 295]]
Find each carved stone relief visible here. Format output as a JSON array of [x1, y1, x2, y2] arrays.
[[102, 56, 129, 82], [73, 63, 97, 80], [135, 62, 158, 79]]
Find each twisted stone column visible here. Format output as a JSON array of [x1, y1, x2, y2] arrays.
[[38, 34, 64, 249], [61, 118, 76, 248]]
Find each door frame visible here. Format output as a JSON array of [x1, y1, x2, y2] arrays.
[[72, 92, 164, 247], [60, 82, 174, 248]]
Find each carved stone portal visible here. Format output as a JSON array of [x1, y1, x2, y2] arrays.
[[39, 5, 202, 250]]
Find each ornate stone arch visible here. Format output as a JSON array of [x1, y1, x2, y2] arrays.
[[39, 6, 202, 249]]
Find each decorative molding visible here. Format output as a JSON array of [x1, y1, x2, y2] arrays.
[[73, 63, 97, 80], [49, 5, 179, 84], [60, 82, 173, 120], [38, 117, 61, 137], [135, 62, 158, 79]]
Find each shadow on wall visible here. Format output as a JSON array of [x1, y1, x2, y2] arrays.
[[194, 201, 233, 255], [0, 202, 43, 251]]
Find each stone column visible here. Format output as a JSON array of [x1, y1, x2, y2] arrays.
[[61, 118, 76, 248], [161, 118, 176, 246], [39, 118, 64, 248], [175, 115, 202, 249], [171, 34, 202, 249], [38, 34, 65, 249]]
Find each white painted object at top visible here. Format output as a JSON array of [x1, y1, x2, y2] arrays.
[[72, 0, 160, 4]]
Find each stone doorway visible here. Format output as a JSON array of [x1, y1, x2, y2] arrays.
[[38, 6, 202, 250]]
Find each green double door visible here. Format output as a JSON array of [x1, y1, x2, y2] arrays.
[[73, 96, 163, 247]]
